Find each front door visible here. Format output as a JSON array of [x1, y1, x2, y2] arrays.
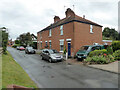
[[68, 42, 71, 57]]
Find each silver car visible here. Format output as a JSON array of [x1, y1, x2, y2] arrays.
[[40, 49, 63, 63]]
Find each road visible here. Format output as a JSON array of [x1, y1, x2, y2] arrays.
[[7, 47, 118, 88]]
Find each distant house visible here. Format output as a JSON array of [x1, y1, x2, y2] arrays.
[[31, 34, 37, 42], [37, 8, 103, 56], [8, 39, 14, 46]]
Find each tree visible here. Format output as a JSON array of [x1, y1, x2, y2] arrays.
[[102, 27, 119, 40], [18, 32, 32, 47], [0, 27, 8, 54], [15, 40, 20, 44]]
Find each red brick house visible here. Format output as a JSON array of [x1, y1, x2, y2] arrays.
[[37, 8, 103, 57]]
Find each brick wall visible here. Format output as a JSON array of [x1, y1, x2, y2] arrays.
[[73, 22, 102, 54]]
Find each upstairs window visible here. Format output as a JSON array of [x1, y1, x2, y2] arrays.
[[49, 29, 52, 36], [90, 25, 93, 33], [60, 25, 63, 35]]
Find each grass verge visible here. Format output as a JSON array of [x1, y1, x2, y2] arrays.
[[2, 51, 38, 88]]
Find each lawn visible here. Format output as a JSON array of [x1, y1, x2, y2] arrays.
[[2, 51, 38, 88]]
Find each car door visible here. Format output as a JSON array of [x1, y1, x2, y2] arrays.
[[45, 50, 50, 60]]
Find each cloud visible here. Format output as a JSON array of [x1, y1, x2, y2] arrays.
[[0, 0, 119, 40]]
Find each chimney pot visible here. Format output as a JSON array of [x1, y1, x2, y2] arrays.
[[54, 16, 60, 23]]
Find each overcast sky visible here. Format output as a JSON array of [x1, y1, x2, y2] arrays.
[[0, 0, 119, 40]]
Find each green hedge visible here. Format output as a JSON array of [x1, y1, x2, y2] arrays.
[[111, 41, 120, 52], [113, 50, 120, 60], [88, 49, 108, 57], [12, 44, 20, 48]]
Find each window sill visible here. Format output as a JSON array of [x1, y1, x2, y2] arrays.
[[60, 34, 63, 36], [48, 36, 52, 37], [90, 32, 94, 34]]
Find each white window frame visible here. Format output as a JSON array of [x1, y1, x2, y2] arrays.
[[49, 29, 52, 37], [90, 25, 93, 33], [59, 39, 64, 52], [49, 40, 52, 49], [60, 25, 63, 35]]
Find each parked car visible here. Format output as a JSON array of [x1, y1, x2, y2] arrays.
[[19, 46, 25, 51], [25, 47, 36, 54], [40, 49, 63, 63], [16, 46, 20, 50], [76, 45, 105, 60]]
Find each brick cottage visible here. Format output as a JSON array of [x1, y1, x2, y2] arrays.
[[37, 8, 103, 57]]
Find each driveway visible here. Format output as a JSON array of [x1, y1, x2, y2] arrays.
[[7, 47, 118, 88]]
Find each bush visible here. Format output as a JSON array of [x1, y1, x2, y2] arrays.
[[12, 44, 20, 48], [88, 49, 108, 57], [85, 55, 115, 64], [111, 41, 120, 52], [85, 56, 107, 64], [106, 46, 113, 54], [113, 50, 120, 60]]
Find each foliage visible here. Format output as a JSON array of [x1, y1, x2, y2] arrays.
[[1, 27, 8, 54], [15, 40, 20, 44], [111, 41, 120, 52], [85, 55, 115, 64], [12, 44, 20, 48], [102, 27, 119, 40], [88, 49, 108, 57], [17, 32, 32, 47], [113, 50, 120, 60], [2, 51, 38, 88], [106, 46, 113, 54], [63, 46, 67, 54]]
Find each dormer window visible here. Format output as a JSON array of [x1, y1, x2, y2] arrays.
[[49, 29, 52, 36], [90, 25, 93, 33], [60, 25, 63, 35]]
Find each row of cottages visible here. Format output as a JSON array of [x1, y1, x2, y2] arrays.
[[37, 8, 103, 57]]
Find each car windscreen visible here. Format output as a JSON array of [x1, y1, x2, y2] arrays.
[[27, 47, 33, 49], [80, 46, 89, 51], [49, 49, 59, 54]]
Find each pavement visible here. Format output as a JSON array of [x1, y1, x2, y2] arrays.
[[65, 58, 119, 74], [7, 47, 118, 88]]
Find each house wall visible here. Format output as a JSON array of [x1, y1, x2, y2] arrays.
[[73, 22, 103, 54], [37, 22, 74, 55], [37, 21, 102, 56]]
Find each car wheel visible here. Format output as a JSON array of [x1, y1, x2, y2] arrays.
[[41, 55, 43, 60], [49, 58, 52, 63]]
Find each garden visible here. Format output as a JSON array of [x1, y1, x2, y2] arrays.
[[84, 41, 120, 65]]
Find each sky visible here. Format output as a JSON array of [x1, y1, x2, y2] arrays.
[[0, 0, 119, 40]]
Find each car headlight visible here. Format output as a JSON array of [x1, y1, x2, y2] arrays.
[[51, 56, 56, 59], [84, 54, 87, 56], [61, 56, 63, 58]]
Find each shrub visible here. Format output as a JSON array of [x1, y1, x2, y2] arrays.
[[88, 49, 108, 57], [106, 46, 113, 54], [111, 41, 120, 52], [113, 50, 120, 60], [12, 44, 20, 48], [85, 56, 107, 64], [85, 55, 115, 64]]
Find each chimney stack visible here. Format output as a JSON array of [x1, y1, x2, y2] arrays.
[[83, 15, 85, 19], [54, 16, 60, 23], [65, 8, 75, 18]]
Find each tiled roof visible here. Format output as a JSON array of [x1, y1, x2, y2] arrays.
[[38, 15, 102, 33]]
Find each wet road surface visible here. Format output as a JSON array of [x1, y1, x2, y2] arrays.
[[7, 47, 118, 88]]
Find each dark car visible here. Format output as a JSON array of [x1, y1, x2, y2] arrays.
[[19, 46, 25, 51], [40, 49, 63, 63], [76, 45, 105, 60], [25, 47, 36, 54]]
